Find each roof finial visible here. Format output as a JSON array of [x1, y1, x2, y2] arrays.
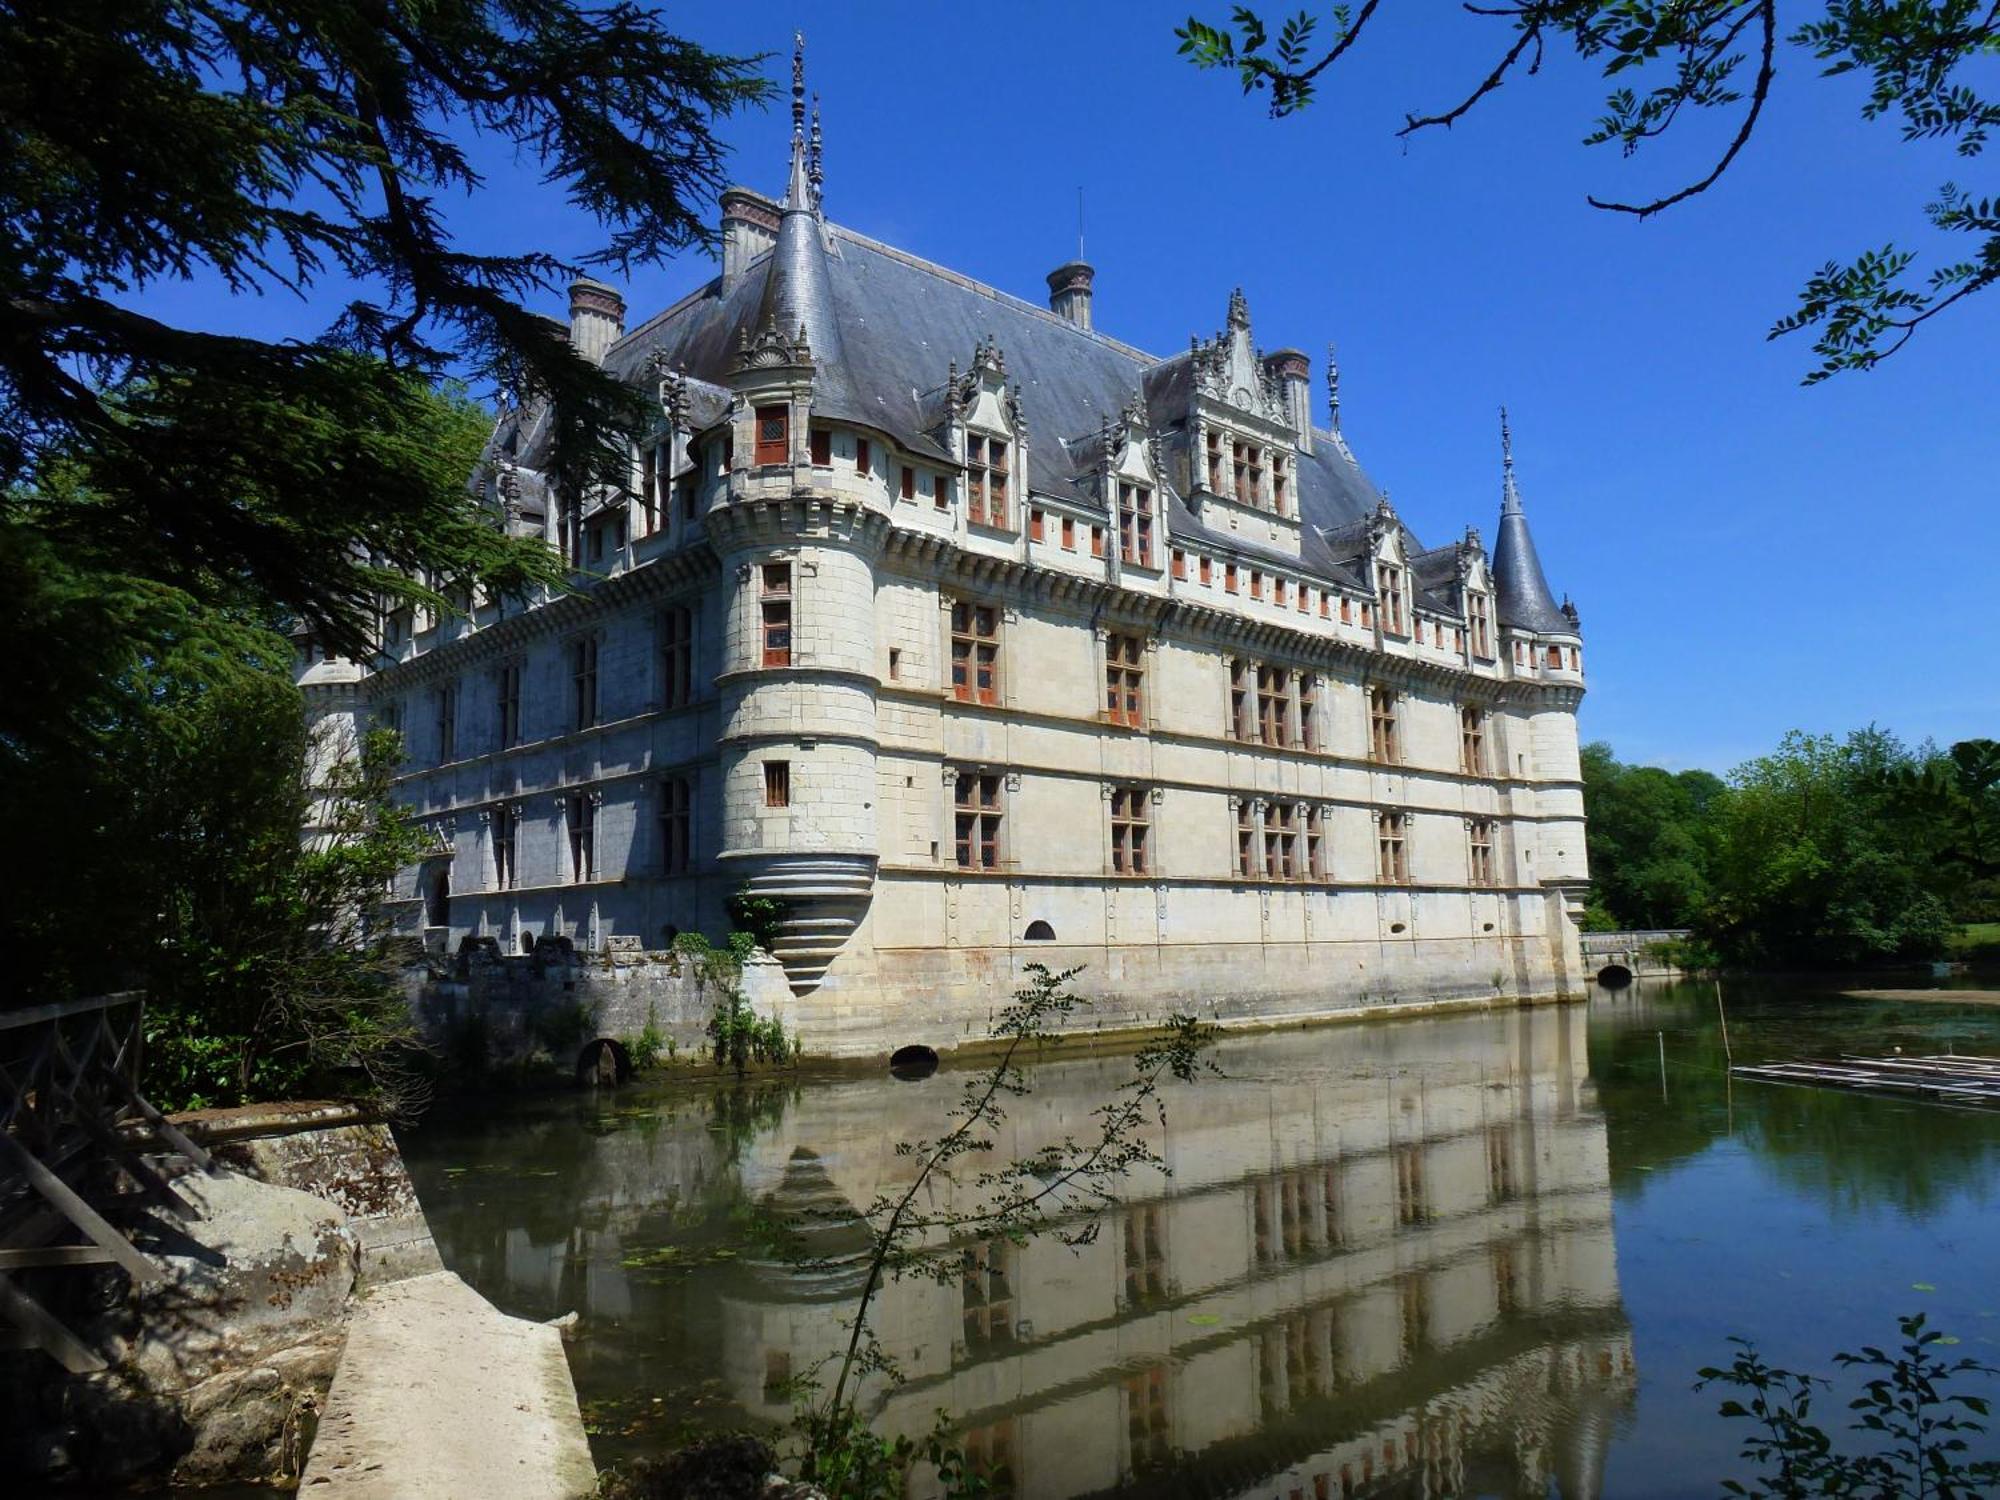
[[1500, 405, 1521, 515], [1325, 342, 1341, 433], [1227, 286, 1250, 330], [785, 32, 809, 209], [808, 93, 824, 216]]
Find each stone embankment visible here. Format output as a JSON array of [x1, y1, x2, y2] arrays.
[[4, 1101, 595, 1495]]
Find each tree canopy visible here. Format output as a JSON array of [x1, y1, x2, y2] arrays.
[[1176, 3, 1999, 382], [0, 0, 771, 658]]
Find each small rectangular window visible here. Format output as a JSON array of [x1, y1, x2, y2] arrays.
[[1105, 632, 1145, 728], [954, 771, 1002, 869], [764, 761, 790, 808], [661, 605, 695, 709], [1250, 570, 1264, 600], [1225, 563, 1239, 595], [1090, 525, 1104, 559], [1118, 483, 1154, 567], [1468, 818, 1495, 887], [1199, 556, 1213, 586], [570, 637, 599, 731], [1229, 657, 1254, 742], [1299, 674, 1319, 751], [1306, 806, 1326, 880], [1377, 811, 1408, 884], [900, 465, 915, 500], [754, 404, 789, 466], [661, 777, 692, 875], [1110, 786, 1150, 875], [435, 682, 458, 762], [1369, 688, 1399, 763], [950, 601, 1000, 705], [497, 662, 522, 748], [855, 438, 871, 477], [887, 647, 901, 680], [1030, 507, 1046, 541], [1460, 706, 1488, 775], [761, 562, 792, 668], [966, 435, 1010, 528], [1172, 548, 1187, 580], [1061, 516, 1076, 551], [1237, 801, 1258, 878], [810, 428, 831, 466]]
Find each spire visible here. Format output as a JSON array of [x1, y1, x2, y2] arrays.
[[808, 93, 824, 216], [1227, 286, 1250, 330], [1325, 341, 1341, 433], [1489, 410, 1572, 634], [786, 32, 809, 210], [747, 29, 852, 410]]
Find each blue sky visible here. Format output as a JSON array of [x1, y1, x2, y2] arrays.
[[144, 2, 1998, 773]]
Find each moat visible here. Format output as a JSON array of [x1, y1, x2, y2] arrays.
[[400, 982, 2000, 1497]]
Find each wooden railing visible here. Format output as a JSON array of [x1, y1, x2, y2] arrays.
[[0, 992, 214, 1371]]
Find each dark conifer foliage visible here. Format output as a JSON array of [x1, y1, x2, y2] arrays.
[[0, 0, 771, 656]]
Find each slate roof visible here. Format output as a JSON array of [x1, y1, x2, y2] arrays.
[[597, 190, 1574, 634]]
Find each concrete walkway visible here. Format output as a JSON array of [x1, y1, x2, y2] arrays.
[[300, 1270, 596, 1498]]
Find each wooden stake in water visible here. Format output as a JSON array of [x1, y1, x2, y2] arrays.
[[1658, 1030, 1668, 1101], [1716, 980, 1733, 1065]]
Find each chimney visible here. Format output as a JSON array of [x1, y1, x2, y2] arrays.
[[1265, 347, 1312, 452], [567, 278, 624, 365], [1046, 261, 1095, 330], [720, 186, 782, 295]]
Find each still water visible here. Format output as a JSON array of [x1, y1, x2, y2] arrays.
[[401, 982, 2000, 1497]]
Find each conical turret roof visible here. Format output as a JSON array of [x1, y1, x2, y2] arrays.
[[1491, 410, 1572, 634]]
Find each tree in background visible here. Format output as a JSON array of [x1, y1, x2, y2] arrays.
[[1176, 4, 1999, 381], [1581, 741, 1725, 931], [1705, 728, 1956, 967]]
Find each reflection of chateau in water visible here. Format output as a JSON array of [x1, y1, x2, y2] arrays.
[[421, 1005, 1632, 1498]]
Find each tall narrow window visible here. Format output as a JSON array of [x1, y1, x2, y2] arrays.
[[961, 1240, 1014, 1347], [1110, 786, 1150, 874], [966, 434, 1009, 527], [1306, 806, 1326, 879], [1171, 548, 1187, 580], [1225, 562, 1239, 594], [567, 792, 595, 882], [1378, 563, 1406, 634], [1460, 706, 1488, 775], [570, 638, 598, 731], [753, 404, 788, 466], [1298, 675, 1319, 751], [761, 562, 792, 667], [1105, 633, 1145, 728], [1118, 483, 1154, 567], [661, 777, 692, 875], [1061, 516, 1076, 551], [1229, 658, 1254, 742], [1199, 556, 1213, 586], [1030, 507, 1046, 541], [1257, 665, 1290, 747], [764, 761, 790, 808], [1468, 818, 1495, 887], [1250, 570, 1263, 600], [1237, 801, 1259, 878], [1368, 688, 1399, 762], [954, 771, 1002, 869], [854, 437, 871, 477], [1090, 525, 1104, 558], [661, 605, 694, 708], [1206, 429, 1223, 492], [1376, 811, 1408, 884], [1233, 439, 1250, 505], [900, 465, 915, 500], [492, 804, 516, 891], [639, 443, 660, 534], [1271, 453, 1288, 515], [1266, 802, 1298, 880], [950, 602, 1000, 704], [497, 662, 522, 748], [435, 682, 458, 762], [809, 428, 832, 466]]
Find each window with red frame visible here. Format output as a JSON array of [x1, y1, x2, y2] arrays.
[[760, 562, 792, 667], [1105, 633, 1144, 727], [753, 405, 788, 465], [949, 601, 999, 705]]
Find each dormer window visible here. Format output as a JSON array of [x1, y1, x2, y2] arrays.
[[1118, 483, 1154, 567], [966, 434, 1009, 528], [1378, 564, 1406, 634], [1468, 592, 1492, 657], [753, 405, 788, 466]]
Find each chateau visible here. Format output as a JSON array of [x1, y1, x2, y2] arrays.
[[298, 44, 1590, 1053]]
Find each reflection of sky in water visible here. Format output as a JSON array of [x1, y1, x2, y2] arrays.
[[400, 981, 2000, 1498]]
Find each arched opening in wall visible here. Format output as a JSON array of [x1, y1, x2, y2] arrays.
[[426, 865, 451, 927], [889, 1045, 939, 1081], [1023, 920, 1056, 942], [576, 1037, 632, 1087], [1597, 964, 1634, 989], [519, 930, 535, 954]]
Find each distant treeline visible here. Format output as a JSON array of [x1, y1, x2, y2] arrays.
[[1582, 731, 2000, 968]]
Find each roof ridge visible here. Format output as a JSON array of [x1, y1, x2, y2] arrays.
[[826, 223, 1160, 366]]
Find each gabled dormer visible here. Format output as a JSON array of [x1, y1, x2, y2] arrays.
[[1457, 528, 1497, 660], [1180, 289, 1303, 559], [942, 335, 1025, 535], [1366, 500, 1410, 638], [1098, 394, 1163, 579]]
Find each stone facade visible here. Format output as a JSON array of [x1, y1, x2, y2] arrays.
[[300, 43, 1589, 1057]]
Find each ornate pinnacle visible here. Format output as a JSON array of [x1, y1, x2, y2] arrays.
[[1326, 341, 1341, 432], [808, 93, 824, 216], [1227, 286, 1250, 330], [791, 32, 806, 138], [1500, 405, 1521, 515]]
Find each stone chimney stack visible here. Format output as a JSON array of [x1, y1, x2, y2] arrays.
[[1046, 261, 1095, 330], [567, 278, 624, 365], [720, 186, 782, 295], [1266, 347, 1313, 453]]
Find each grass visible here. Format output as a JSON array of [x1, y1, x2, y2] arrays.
[[1946, 922, 2000, 958]]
